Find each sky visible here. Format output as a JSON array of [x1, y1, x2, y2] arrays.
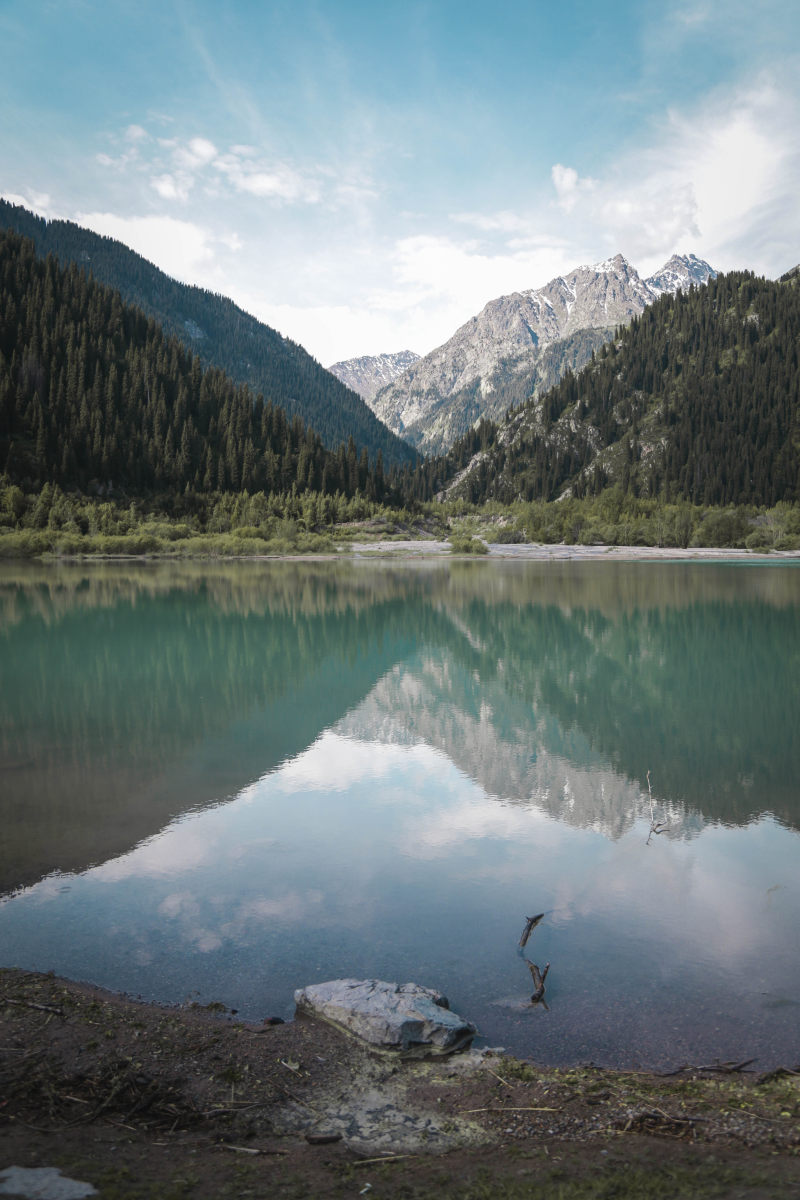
[[1, 0, 798, 365]]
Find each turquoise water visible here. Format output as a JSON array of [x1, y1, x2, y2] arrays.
[[1, 559, 799, 1069]]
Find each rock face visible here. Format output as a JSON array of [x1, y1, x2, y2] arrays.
[[294, 979, 476, 1054], [370, 252, 716, 455], [327, 350, 420, 402]]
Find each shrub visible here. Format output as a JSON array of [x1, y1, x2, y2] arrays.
[[449, 535, 489, 555]]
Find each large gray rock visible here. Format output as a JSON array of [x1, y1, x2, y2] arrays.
[[294, 979, 476, 1054]]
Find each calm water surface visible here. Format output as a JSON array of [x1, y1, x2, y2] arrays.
[[1, 559, 799, 1070]]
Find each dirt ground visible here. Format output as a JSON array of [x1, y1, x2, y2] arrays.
[[2, 969, 799, 1199]]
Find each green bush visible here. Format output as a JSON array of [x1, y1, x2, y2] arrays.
[[691, 508, 749, 548], [449, 535, 489, 555], [0, 530, 53, 557], [231, 525, 264, 539]]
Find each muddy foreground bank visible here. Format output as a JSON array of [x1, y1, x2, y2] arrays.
[[1, 969, 799, 1199]]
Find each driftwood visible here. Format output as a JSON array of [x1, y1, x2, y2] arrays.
[[658, 1057, 756, 1077], [0, 996, 64, 1016], [518, 913, 544, 949], [525, 959, 550, 1006], [757, 1065, 800, 1085]]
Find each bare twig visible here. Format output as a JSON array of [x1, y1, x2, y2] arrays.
[[645, 770, 670, 843], [0, 996, 64, 1016], [351, 1154, 417, 1166], [483, 1066, 513, 1088], [462, 1105, 559, 1113]]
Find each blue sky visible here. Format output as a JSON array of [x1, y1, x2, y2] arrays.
[[1, 0, 798, 362]]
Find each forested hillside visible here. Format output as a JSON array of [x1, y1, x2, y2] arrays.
[[430, 271, 800, 507], [0, 200, 415, 467], [0, 230, 391, 500]]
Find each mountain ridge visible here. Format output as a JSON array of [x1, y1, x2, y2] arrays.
[[0, 200, 416, 467]]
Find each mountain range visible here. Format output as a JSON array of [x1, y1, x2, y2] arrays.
[[0, 200, 416, 468], [369, 252, 716, 456]]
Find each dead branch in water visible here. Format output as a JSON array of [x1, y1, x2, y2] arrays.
[[525, 959, 550, 1006], [645, 770, 670, 844], [518, 913, 545, 949]]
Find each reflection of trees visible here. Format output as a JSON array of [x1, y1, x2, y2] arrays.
[[2, 559, 799, 628], [435, 592, 800, 831], [0, 568, 446, 893]]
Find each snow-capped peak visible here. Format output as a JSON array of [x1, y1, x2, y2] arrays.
[[645, 253, 716, 297]]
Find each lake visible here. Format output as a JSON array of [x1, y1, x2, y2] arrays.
[[1, 558, 799, 1070]]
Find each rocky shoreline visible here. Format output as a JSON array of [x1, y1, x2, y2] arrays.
[[2, 969, 799, 1199]]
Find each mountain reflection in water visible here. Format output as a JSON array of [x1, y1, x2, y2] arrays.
[[1, 559, 798, 1068]]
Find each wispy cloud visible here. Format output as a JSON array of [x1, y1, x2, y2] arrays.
[[95, 123, 328, 208], [213, 149, 321, 203]]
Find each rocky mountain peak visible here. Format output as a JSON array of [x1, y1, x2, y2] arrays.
[[645, 252, 716, 296], [327, 349, 420, 402], [367, 250, 716, 457]]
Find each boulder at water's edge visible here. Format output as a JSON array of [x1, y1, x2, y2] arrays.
[[294, 979, 476, 1054]]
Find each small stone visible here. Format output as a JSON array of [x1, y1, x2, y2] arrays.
[[0, 1166, 97, 1199]]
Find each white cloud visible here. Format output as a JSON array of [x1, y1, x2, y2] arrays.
[[392, 234, 570, 307], [546, 78, 799, 276], [450, 210, 532, 234], [74, 211, 217, 280], [246, 295, 449, 365], [150, 173, 189, 202], [174, 136, 218, 171], [1, 189, 52, 217], [551, 164, 596, 213], [25, 68, 796, 369]]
